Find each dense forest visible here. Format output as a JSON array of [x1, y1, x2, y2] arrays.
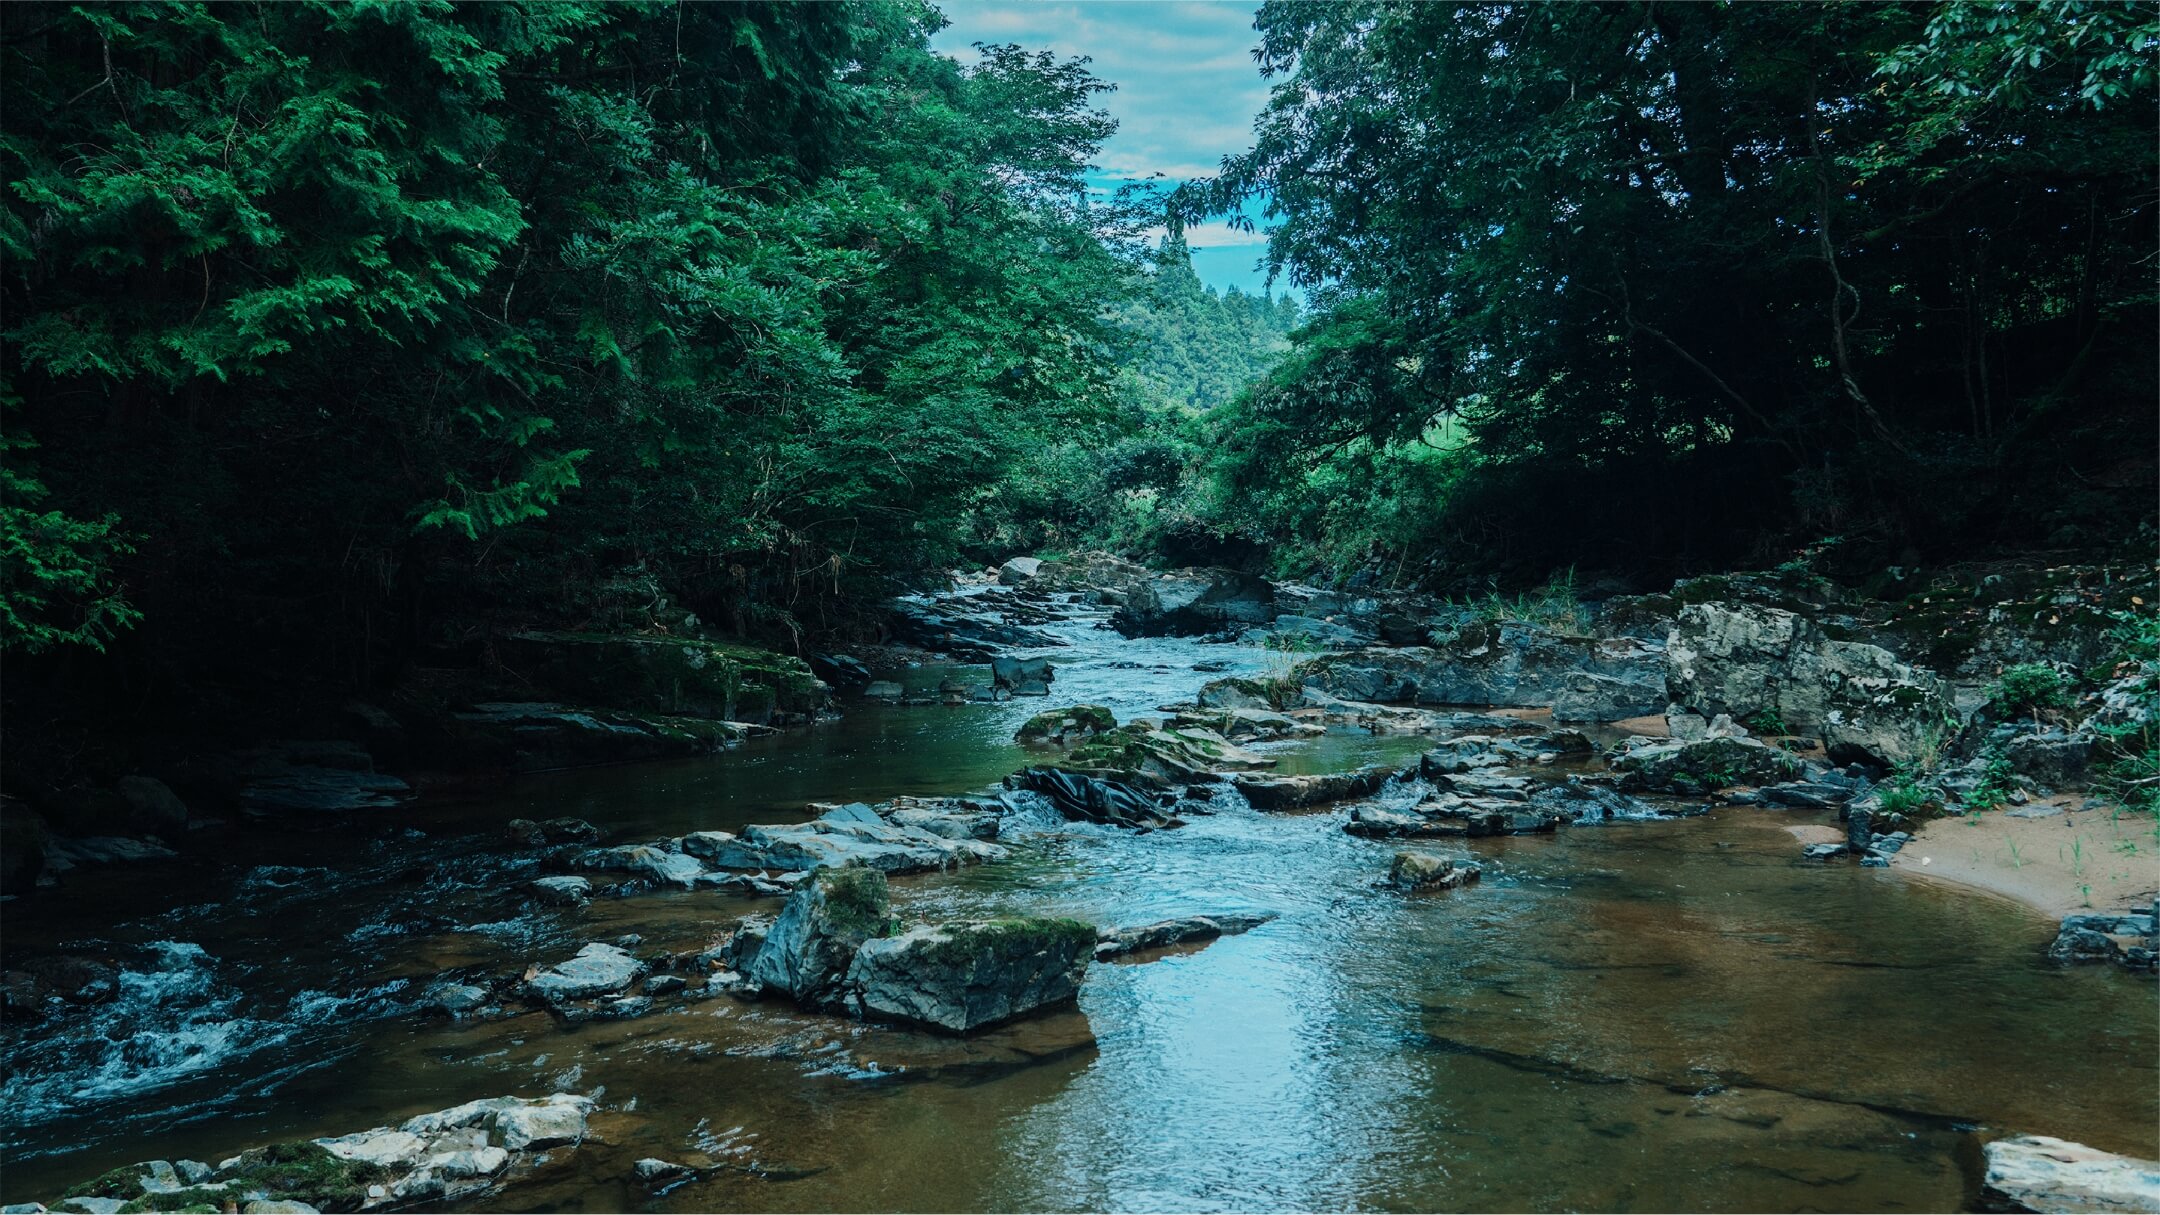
[[3, 0, 2156, 765]]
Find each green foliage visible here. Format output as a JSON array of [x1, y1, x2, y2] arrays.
[[1459, 570, 1588, 634], [1962, 750, 2021, 811], [1, 430, 139, 653], [1167, 1, 2159, 590], [1, 0, 1153, 704], [1989, 663, 2071, 714], [1877, 775, 1936, 820], [1744, 709, 1792, 737]]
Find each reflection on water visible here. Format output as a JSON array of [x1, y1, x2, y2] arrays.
[[2, 594, 2153, 1211]]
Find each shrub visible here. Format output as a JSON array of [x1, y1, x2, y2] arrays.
[[1989, 663, 2070, 715]]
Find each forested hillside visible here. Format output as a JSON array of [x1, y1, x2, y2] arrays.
[[2, 0, 2154, 757], [1162, 0, 2158, 587], [2, 1, 1164, 730]]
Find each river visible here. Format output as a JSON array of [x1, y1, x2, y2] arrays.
[[3, 588, 2153, 1211]]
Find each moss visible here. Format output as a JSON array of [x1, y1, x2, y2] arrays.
[[1016, 704, 1115, 743], [814, 865, 892, 940], [915, 917, 1098, 968], [218, 1141, 388, 1212], [117, 1189, 235, 1213], [66, 1165, 150, 1200]]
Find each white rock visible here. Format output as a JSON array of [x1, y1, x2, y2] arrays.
[[401, 1096, 519, 1135], [428, 1146, 509, 1178], [315, 1128, 428, 1170], [494, 1094, 591, 1150], [1983, 1135, 2160, 1213], [242, 1203, 320, 1214]]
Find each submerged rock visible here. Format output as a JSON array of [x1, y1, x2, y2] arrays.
[[846, 917, 1096, 1033], [1386, 851, 1481, 891], [522, 942, 643, 1004], [1980, 1134, 2160, 1213]]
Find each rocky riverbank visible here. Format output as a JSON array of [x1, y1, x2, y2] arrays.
[[4, 552, 2155, 1212]]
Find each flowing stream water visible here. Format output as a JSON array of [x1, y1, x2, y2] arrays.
[[3, 589, 2154, 1211]]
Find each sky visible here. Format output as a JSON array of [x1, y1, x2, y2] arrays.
[[929, 1, 1287, 299]]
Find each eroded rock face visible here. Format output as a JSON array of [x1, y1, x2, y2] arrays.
[[1666, 602, 1955, 767], [1980, 1134, 2160, 1213], [846, 918, 1095, 1033], [747, 867, 893, 1008], [1294, 625, 1666, 722]]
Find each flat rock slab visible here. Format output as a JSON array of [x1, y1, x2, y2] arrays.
[[1095, 913, 1276, 960], [522, 943, 642, 1003], [1232, 768, 1394, 811], [1982, 1134, 2160, 1213]]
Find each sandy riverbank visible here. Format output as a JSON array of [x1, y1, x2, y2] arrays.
[[1889, 798, 2160, 919]]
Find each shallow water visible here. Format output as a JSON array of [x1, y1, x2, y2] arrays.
[[4, 591, 2154, 1211]]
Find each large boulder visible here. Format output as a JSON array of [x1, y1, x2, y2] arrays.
[[1293, 624, 1666, 722], [1111, 568, 1277, 638], [997, 556, 1043, 587], [453, 703, 750, 772], [1231, 767, 1395, 811], [113, 777, 189, 841], [1666, 602, 1955, 767], [494, 631, 827, 726], [845, 917, 1096, 1033], [1057, 723, 1273, 787], [236, 740, 412, 813], [746, 867, 893, 1007], [1611, 733, 1803, 794], [1980, 1134, 2160, 1213], [991, 655, 1055, 694]]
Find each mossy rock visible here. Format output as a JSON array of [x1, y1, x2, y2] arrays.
[[912, 916, 1099, 969], [497, 631, 825, 724], [216, 1140, 388, 1212], [1015, 705, 1116, 745], [815, 865, 895, 940]]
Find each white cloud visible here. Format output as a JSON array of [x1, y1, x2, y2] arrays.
[[1137, 220, 1270, 248]]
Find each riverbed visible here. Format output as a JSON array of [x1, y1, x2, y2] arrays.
[[3, 590, 2153, 1211]]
